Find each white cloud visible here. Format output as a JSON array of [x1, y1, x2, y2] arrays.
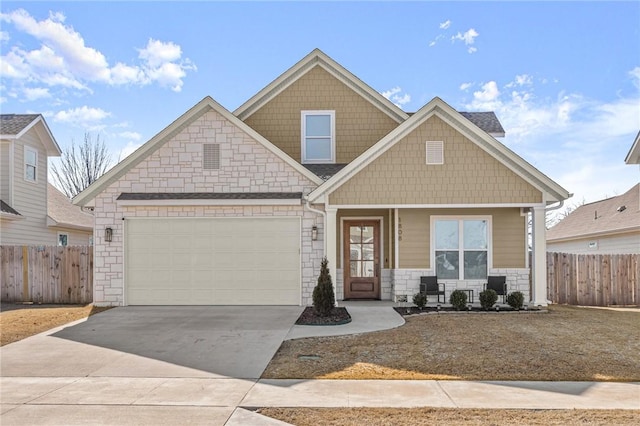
[[118, 131, 142, 141], [468, 47, 477, 54], [0, 9, 195, 97], [0, 31, 9, 42], [23, 87, 51, 101], [461, 67, 640, 205], [452, 28, 479, 46], [459, 82, 473, 91], [381, 86, 411, 109], [53, 106, 111, 129], [439, 20, 451, 29], [118, 141, 142, 161], [630, 66, 640, 89]]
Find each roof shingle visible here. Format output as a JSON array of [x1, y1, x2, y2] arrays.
[[547, 184, 640, 241], [0, 114, 40, 135], [117, 192, 303, 200], [0, 200, 21, 216]]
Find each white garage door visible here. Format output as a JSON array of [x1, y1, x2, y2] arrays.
[[125, 217, 301, 305]]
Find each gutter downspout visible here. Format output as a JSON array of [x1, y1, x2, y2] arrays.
[[304, 197, 338, 305]]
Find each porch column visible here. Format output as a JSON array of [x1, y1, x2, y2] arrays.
[[325, 207, 338, 303], [531, 206, 548, 306]]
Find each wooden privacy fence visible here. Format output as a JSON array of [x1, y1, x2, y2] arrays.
[[547, 252, 639, 306], [1, 246, 93, 304]]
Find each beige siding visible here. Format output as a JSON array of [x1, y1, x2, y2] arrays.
[[0, 132, 52, 245], [243, 66, 399, 164], [330, 116, 543, 205], [336, 209, 391, 269], [1, 141, 10, 201], [548, 232, 640, 255], [398, 208, 527, 269], [50, 227, 93, 246]]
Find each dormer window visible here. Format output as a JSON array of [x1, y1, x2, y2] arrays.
[[301, 110, 335, 163], [24, 146, 38, 182]]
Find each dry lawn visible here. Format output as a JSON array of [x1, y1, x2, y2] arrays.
[[263, 305, 640, 381], [0, 303, 111, 346], [257, 407, 640, 426]]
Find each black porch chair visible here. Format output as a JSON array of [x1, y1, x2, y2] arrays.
[[485, 275, 507, 303], [420, 276, 446, 304]]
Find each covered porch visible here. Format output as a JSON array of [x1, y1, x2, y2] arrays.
[[319, 205, 549, 307]]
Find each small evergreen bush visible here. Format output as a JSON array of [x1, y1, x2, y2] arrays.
[[507, 291, 525, 310], [449, 290, 467, 311], [479, 289, 498, 310], [413, 292, 427, 309], [312, 257, 335, 316]]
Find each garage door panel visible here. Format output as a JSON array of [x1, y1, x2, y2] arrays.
[[126, 218, 300, 305]]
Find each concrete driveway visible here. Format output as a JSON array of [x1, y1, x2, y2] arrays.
[[1, 306, 303, 425], [1, 306, 304, 379]]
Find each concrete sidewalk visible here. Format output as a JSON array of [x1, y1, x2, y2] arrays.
[[1, 377, 638, 425]]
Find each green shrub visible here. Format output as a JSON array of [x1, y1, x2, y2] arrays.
[[479, 289, 498, 310], [507, 291, 525, 310], [449, 290, 467, 311], [413, 292, 427, 309], [312, 257, 335, 316]]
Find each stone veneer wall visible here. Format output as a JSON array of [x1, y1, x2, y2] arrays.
[[92, 108, 323, 306], [390, 268, 531, 304]]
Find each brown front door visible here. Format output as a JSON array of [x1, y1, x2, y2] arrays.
[[343, 220, 381, 299]]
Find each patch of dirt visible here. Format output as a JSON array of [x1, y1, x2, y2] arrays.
[[296, 307, 351, 325], [0, 303, 112, 346], [263, 305, 640, 381], [257, 407, 640, 426]]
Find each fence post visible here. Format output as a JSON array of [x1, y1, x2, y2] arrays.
[[21, 245, 30, 302]]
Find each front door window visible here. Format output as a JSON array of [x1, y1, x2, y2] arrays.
[[349, 225, 375, 278]]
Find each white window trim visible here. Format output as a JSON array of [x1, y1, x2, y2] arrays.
[[301, 110, 335, 164], [430, 215, 493, 280], [24, 145, 38, 183], [57, 232, 69, 247]]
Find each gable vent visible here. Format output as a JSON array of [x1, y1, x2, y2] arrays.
[[426, 141, 444, 165], [203, 144, 220, 170]]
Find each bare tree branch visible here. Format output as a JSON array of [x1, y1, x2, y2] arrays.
[[51, 133, 113, 198]]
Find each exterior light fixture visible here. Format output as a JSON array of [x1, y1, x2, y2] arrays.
[[311, 225, 318, 241], [105, 227, 113, 242]]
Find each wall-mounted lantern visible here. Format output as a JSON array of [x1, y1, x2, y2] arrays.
[[105, 227, 113, 242], [311, 225, 318, 241]]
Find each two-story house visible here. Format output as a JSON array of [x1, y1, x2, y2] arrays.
[[0, 114, 93, 246], [74, 49, 570, 307]]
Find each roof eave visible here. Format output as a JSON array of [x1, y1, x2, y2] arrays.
[[625, 131, 640, 164]]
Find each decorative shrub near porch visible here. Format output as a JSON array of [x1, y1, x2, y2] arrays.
[[479, 289, 498, 310], [449, 290, 468, 311]]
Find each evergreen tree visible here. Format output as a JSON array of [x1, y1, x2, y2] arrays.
[[312, 257, 335, 316]]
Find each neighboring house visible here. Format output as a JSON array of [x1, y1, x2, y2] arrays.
[[547, 184, 639, 254], [0, 114, 93, 246], [548, 131, 640, 254], [74, 49, 570, 307]]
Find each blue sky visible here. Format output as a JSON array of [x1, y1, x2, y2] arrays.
[[1, 1, 639, 211]]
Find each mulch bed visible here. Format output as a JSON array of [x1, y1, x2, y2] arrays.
[[394, 306, 542, 315], [295, 307, 352, 325]]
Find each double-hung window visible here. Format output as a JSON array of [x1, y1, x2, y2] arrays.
[[433, 217, 489, 280], [25, 146, 38, 182], [301, 110, 335, 163]]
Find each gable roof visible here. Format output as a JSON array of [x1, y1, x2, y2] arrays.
[[547, 183, 640, 241], [47, 183, 93, 231], [0, 114, 61, 156], [625, 130, 640, 164], [73, 96, 324, 207], [308, 97, 571, 205], [234, 49, 409, 124]]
